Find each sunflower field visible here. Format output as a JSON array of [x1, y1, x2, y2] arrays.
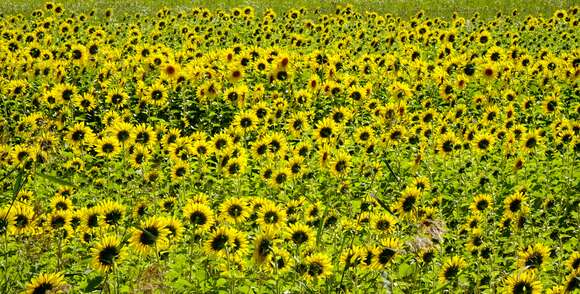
[[0, 2, 579, 293]]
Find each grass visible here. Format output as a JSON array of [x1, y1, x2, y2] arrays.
[[0, 0, 575, 19]]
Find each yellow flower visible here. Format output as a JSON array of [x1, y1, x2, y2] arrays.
[[302, 252, 333, 281], [129, 217, 170, 255], [93, 137, 121, 158], [183, 202, 214, 233], [24, 272, 66, 294], [91, 235, 127, 273], [439, 256, 466, 282], [503, 271, 542, 293]]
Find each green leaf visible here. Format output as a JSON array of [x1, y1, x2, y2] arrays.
[[172, 278, 192, 290], [84, 275, 104, 292], [13, 168, 25, 197], [398, 263, 416, 278], [36, 172, 76, 187]]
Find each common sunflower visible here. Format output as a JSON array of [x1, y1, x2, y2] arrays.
[[129, 217, 170, 255], [373, 238, 401, 268], [220, 197, 249, 224], [504, 271, 542, 294], [302, 252, 333, 281], [91, 235, 126, 273], [24, 272, 66, 294], [439, 256, 466, 283]]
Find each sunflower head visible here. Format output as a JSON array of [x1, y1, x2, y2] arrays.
[[91, 235, 126, 273], [25, 272, 67, 294]]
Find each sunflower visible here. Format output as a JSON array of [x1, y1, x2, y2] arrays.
[[359, 245, 378, 269], [266, 132, 288, 156], [503, 271, 542, 294], [159, 128, 181, 149], [205, 227, 248, 258], [304, 201, 323, 223], [466, 228, 485, 253], [144, 82, 168, 107], [564, 270, 580, 292], [470, 194, 493, 214], [437, 133, 458, 155], [161, 216, 184, 243], [170, 160, 189, 182], [108, 121, 133, 145], [50, 195, 73, 212], [373, 238, 401, 268], [18, 190, 34, 203], [504, 192, 529, 217], [11, 204, 35, 235], [91, 235, 126, 273], [67, 122, 95, 146], [521, 130, 542, 153], [183, 202, 214, 233], [480, 62, 498, 80], [393, 187, 421, 217], [227, 65, 244, 82], [129, 217, 170, 255], [64, 157, 85, 172], [130, 145, 151, 168], [131, 124, 156, 147], [73, 93, 96, 112], [168, 138, 193, 162], [70, 44, 89, 65], [293, 141, 312, 159], [269, 168, 291, 188], [302, 253, 333, 281], [161, 62, 181, 80], [353, 126, 375, 146], [80, 207, 101, 232], [385, 125, 407, 146], [159, 197, 177, 213], [192, 139, 213, 158], [370, 213, 397, 234], [287, 112, 310, 137], [220, 198, 249, 224], [314, 117, 339, 143], [94, 136, 121, 158], [567, 252, 580, 271], [410, 176, 431, 192], [11, 145, 34, 166], [265, 247, 293, 274], [53, 83, 76, 103], [251, 138, 270, 160], [106, 88, 129, 108], [257, 203, 287, 229], [24, 272, 66, 294], [331, 107, 353, 125], [232, 110, 259, 133], [286, 223, 315, 248], [0, 206, 15, 235], [340, 246, 365, 271], [41, 91, 61, 108], [212, 132, 233, 155], [439, 256, 466, 283], [130, 201, 148, 219], [329, 150, 351, 178], [542, 95, 559, 114], [224, 156, 247, 177], [517, 243, 550, 271], [204, 227, 230, 257], [257, 163, 274, 182], [472, 132, 495, 153], [253, 229, 278, 263], [47, 210, 72, 232], [98, 200, 125, 227]]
